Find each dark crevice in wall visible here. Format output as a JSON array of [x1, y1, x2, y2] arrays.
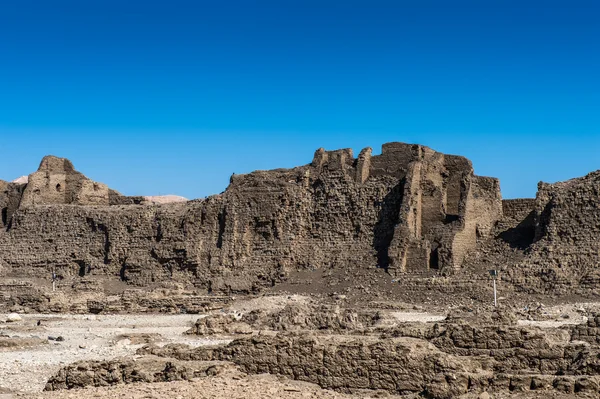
[[429, 247, 440, 270], [1, 207, 7, 228], [498, 211, 536, 249], [217, 209, 227, 249], [75, 260, 86, 277], [373, 180, 405, 270], [86, 217, 97, 232], [119, 262, 127, 281], [103, 228, 110, 264], [156, 222, 163, 243], [444, 214, 460, 224]]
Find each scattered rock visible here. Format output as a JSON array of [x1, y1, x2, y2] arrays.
[[5, 313, 22, 323]]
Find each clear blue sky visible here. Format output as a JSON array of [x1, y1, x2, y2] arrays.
[[1, 0, 599, 199]]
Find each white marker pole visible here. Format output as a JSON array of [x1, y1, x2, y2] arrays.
[[493, 278, 497, 307], [489, 270, 498, 307]]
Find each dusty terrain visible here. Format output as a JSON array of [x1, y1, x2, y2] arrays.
[[0, 294, 448, 395], [2, 294, 600, 398], [0, 313, 226, 394]]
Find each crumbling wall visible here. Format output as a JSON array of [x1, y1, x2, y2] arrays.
[[19, 156, 111, 207], [148, 333, 478, 398], [44, 357, 229, 391], [140, 323, 600, 397], [385, 148, 502, 275], [507, 171, 600, 294], [1, 203, 191, 284], [0, 143, 503, 291], [450, 175, 503, 270], [502, 199, 536, 221]]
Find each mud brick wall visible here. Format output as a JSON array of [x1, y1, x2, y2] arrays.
[[177, 334, 478, 397], [570, 314, 600, 344], [508, 171, 600, 294], [0, 144, 503, 291], [502, 199, 535, 221]]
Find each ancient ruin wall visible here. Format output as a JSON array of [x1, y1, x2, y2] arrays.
[[502, 198, 536, 221], [507, 171, 600, 294], [0, 144, 502, 292], [386, 147, 502, 274], [19, 156, 111, 207]]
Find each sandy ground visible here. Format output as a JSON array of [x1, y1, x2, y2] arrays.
[[517, 302, 593, 328], [390, 312, 446, 323], [0, 313, 227, 394]]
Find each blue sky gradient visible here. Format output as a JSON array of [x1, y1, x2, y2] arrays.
[[1, 1, 599, 199]]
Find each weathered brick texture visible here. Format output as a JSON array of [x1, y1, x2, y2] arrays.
[[0, 143, 502, 291]]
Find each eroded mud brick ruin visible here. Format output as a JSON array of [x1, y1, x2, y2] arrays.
[[0, 140, 599, 298], [6, 141, 600, 399], [0, 143, 499, 289]]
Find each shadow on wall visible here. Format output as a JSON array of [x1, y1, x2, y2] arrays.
[[497, 211, 536, 250], [373, 180, 405, 270]]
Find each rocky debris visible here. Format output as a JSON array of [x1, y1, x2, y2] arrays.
[[242, 302, 381, 332], [0, 286, 231, 314], [186, 313, 253, 336], [186, 301, 383, 336], [4, 298, 599, 398], [44, 357, 231, 391], [0, 312, 208, 393], [5, 313, 22, 322]]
